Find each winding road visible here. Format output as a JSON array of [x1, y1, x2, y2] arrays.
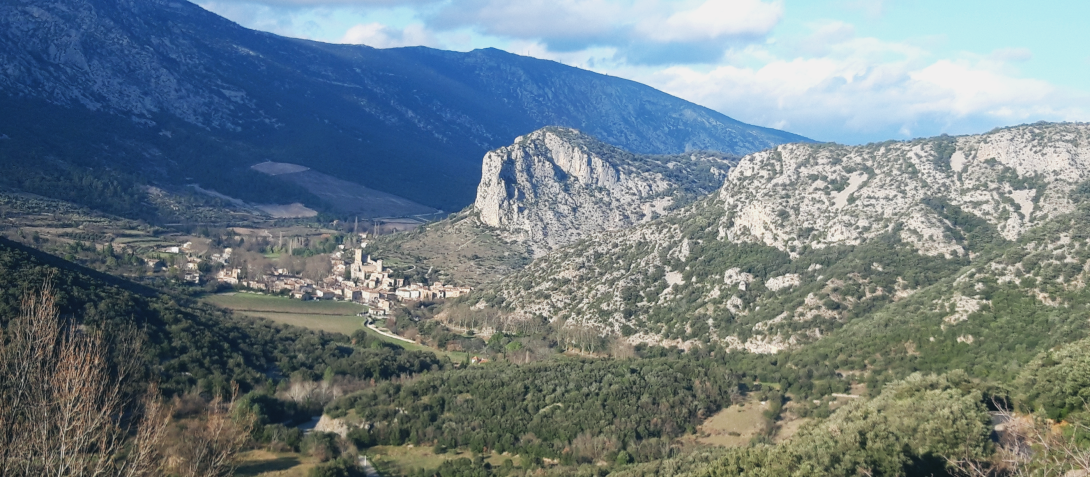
[[365, 320, 416, 344]]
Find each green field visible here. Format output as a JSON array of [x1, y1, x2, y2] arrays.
[[204, 293, 468, 360], [693, 399, 769, 448], [204, 293, 366, 336], [204, 293, 365, 316]]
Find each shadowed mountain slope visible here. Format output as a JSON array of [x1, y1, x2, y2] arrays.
[[0, 0, 809, 213]]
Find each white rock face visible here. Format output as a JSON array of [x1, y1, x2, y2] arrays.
[[474, 127, 732, 255], [720, 125, 1090, 256], [313, 415, 351, 438], [766, 274, 801, 292]]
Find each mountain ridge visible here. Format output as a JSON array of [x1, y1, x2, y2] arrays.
[[0, 0, 809, 213]]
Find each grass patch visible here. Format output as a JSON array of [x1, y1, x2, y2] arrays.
[[693, 398, 769, 448], [366, 446, 512, 475], [234, 450, 317, 476], [204, 293, 366, 336], [236, 311, 367, 336]]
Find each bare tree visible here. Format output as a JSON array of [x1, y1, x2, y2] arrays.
[[162, 384, 255, 477], [610, 337, 636, 359], [0, 282, 170, 477], [947, 401, 1090, 477], [302, 255, 333, 282]]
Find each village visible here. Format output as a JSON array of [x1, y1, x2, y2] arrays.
[[207, 242, 472, 316]]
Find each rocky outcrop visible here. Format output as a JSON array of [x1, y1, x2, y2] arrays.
[[474, 123, 1090, 351], [719, 125, 1090, 258], [474, 127, 734, 255], [313, 415, 351, 438]]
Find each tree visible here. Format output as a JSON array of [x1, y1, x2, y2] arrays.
[[303, 255, 333, 282], [0, 282, 170, 476], [161, 384, 255, 477]]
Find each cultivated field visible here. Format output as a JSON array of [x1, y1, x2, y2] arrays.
[[204, 293, 366, 336], [205, 293, 364, 316]]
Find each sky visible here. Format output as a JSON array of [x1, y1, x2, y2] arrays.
[[198, 0, 1090, 144]]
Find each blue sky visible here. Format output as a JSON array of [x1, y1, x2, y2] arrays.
[[199, 0, 1090, 144]]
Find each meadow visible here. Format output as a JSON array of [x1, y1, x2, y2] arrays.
[[204, 292, 468, 360]]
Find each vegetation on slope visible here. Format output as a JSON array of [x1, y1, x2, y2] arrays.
[[0, 236, 442, 395], [328, 353, 739, 463]]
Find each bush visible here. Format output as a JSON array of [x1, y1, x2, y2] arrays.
[[308, 457, 366, 477]]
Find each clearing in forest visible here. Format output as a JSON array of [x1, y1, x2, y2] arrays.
[[693, 399, 769, 447], [233, 450, 317, 476]]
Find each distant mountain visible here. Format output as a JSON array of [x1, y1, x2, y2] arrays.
[[475, 123, 1090, 373], [474, 127, 736, 255], [0, 0, 809, 214]]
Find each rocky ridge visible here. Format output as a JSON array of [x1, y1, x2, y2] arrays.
[[470, 123, 1090, 354], [720, 126, 1090, 258], [474, 128, 735, 255]]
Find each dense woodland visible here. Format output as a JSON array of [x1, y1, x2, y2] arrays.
[[328, 354, 739, 462]]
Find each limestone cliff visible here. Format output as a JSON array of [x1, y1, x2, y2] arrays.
[[473, 123, 1090, 353], [474, 127, 735, 255], [719, 125, 1090, 258]]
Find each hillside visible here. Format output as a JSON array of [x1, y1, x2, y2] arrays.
[[0, 236, 441, 394], [470, 123, 1090, 370], [0, 0, 808, 215]]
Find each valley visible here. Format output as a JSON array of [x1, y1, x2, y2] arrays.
[[3, 120, 1089, 477], [0, 1, 1088, 476]]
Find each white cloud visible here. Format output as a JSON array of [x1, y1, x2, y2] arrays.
[[340, 22, 438, 47], [638, 0, 783, 42], [841, 0, 891, 19], [614, 35, 1089, 142], [506, 41, 621, 70], [428, 0, 628, 43], [795, 20, 855, 55], [428, 0, 783, 62]]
